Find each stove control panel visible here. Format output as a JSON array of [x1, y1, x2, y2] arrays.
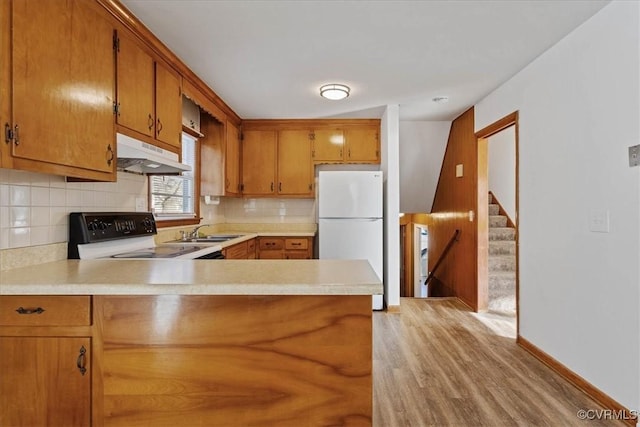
[[69, 212, 157, 244]]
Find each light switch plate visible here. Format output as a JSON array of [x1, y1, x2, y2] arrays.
[[455, 164, 463, 178], [629, 145, 640, 167], [589, 209, 610, 233]]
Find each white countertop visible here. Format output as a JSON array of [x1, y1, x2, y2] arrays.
[[0, 259, 382, 296]]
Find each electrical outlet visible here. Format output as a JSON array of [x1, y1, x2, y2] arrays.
[[135, 196, 146, 212], [589, 209, 610, 233], [629, 145, 640, 167]]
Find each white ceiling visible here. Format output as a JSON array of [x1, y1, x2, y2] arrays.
[[121, 0, 609, 121]]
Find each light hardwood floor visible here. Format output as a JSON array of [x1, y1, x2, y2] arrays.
[[373, 298, 626, 426]]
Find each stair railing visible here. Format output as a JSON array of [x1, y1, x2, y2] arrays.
[[424, 229, 460, 285]]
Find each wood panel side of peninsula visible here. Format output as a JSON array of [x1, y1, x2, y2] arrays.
[[92, 295, 373, 426]]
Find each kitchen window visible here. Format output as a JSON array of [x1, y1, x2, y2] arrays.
[[149, 133, 198, 221]]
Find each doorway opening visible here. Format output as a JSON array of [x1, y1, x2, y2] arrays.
[[414, 225, 428, 297], [476, 112, 519, 330]]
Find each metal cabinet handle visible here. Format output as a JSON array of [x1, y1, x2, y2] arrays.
[[270, 182, 274, 192], [147, 114, 154, 130], [279, 182, 282, 192], [348, 148, 351, 158], [13, 125, 19, 145], [157, 118, 163, 134], [76, 346, 87, 376], [291, 243, 301, 246], [106, 144, 114, 166], [15, 306, 45, 315], [4, 123, 11, 143]]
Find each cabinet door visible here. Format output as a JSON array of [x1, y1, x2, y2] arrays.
[[242, 130, 277, 195], [154, 61, 182, 149], [345, 126, 379, 163], [225, 121, 241, 195], [312, 129, 344, 162], [277, 130, 313, 196], [200, 113, 225, 196], [11, 0, 115, 174], [116, 30, 155, 138], [0, 337, 90, 426]]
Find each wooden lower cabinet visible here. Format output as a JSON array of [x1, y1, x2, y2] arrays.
[[94, 295, 372, 426], [0, 296, 92, 426], [0, 337, 91, 426], [222, 238, 255, 259], [257, 236, 314, 259]]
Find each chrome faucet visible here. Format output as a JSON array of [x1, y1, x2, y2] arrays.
[[188, 224, 211, 239]]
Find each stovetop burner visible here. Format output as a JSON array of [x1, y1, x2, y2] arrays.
[[110, 245, 214, 259]]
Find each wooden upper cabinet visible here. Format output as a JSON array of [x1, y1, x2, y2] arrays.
[[115, 30, 155, 138], [154, 61, 182, 148], [277, 130, 313, 197], [311, 125, 380, 165], [200, 112, 225, 196], [345, 126, 379, 163], [115, 31, 182, 151], [242, 130, 277, 196], [225, 121, 241, 196], [4, 0, 116, 180], [312, 128, 344, 162]]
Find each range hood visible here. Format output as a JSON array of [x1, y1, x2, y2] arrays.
[[116, 133, 191, 174]]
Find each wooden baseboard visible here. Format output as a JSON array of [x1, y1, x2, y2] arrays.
[[385, 305, 401, 313], [456, 297, 475, 312], [517, 336, 637, 427]]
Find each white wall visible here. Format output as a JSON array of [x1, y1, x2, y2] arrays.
[[488, 126, 516, 221], [381, 105, 401, 307], [399, 121, 450, 213], [476, 0, 639, 410]]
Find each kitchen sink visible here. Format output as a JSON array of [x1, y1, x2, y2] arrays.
[[168, 235, 242, 243], [197, 235, 242, 242]]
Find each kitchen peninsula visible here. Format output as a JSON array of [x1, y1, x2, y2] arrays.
[[0, 259, 382, 426]]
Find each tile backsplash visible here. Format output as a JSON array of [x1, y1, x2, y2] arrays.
[[0, 168, 317, 251], [0, 169, 147, 249], [222, 198, 316, 224]]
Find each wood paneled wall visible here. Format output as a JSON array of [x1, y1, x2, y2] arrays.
[[428, 108, 480, 310]]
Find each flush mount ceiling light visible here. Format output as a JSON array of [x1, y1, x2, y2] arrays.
[[320, 84, 350, 100], [432, 96, 449, 103]]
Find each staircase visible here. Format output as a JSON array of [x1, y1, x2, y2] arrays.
[[488, 193, 516, 314]]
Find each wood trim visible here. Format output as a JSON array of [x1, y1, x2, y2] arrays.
[[96, 0, 241, 125], [517, 336, 638, 427], [488, 191, 516, 228], [386, 305, 401, 313], [242, 119, 381, 131], [475, 111, 519, 139], [476, 138, 489, 311], [430, 121, 454, 213]]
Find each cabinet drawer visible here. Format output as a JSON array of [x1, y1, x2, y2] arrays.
[[285, 238, 309, 250], [259, 250, 284, 259], [285, 251, 311, 260], [0, 296, 91, 326], [225, 241, 248, 259], [259, 238, 284, 251]]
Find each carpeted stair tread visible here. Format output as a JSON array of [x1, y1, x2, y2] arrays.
[[489, 227, 516, 241], [489, 255, 516, 272], [489, 204, 499, 215], [489, 215, 507, 228], [489, 241, 516, 255]]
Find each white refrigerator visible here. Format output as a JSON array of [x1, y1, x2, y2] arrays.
[[318, 171, 384, 310]]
